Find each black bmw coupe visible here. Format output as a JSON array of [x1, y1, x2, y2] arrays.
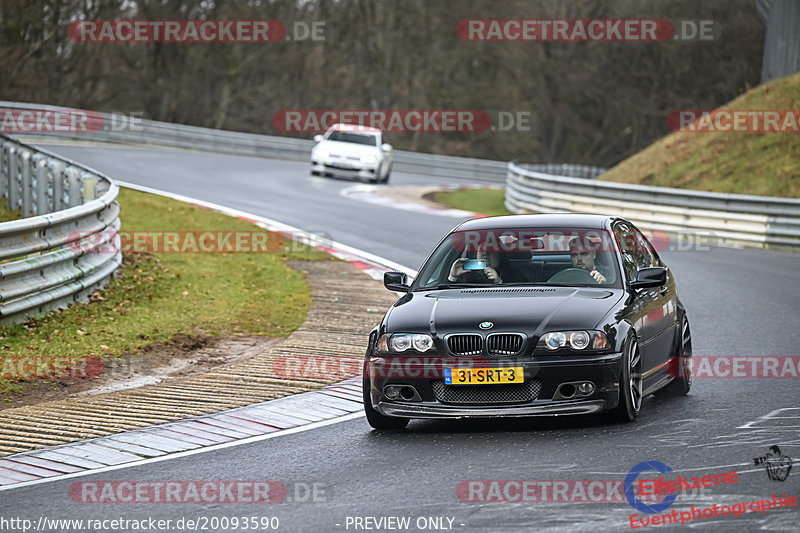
[[363, 214, 692, 429]]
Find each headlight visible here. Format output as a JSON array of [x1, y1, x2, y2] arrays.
[[541, 331, 609, 351], [380, 333, 434, 353], [360, 154, 378, 164], [544, 332, 567, 350], [314, 148, 329, 158], [569, 331, 590, 350]]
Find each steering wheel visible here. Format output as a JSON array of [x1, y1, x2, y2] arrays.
[[547, 268, 598, 284]]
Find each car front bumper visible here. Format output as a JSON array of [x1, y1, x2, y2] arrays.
[[377, 399, 608, 418], [367, 352, 623, 419], [311, 159, 377, 178]]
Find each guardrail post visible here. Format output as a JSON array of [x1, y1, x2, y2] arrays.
[[0, 141, 9, 203], [49, 160, 66, 212], [82, 172, 97, 202], [5, 143, 17, 210], [33, 153, 49, 216], [18, 148, 32, 216], [66, 166, 82, 207]]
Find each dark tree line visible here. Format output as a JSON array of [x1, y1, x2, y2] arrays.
[[1, 0, 764, 167]]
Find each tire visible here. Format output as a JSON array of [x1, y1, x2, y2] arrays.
[[310, 170, 320, 176], [381, 165, 392, 183], [658, 315, 693, 397], [363, 374, 409, 430], [611, 333, 642, 422]]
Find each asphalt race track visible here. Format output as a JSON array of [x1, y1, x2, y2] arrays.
[[5, 143, 799, 532]]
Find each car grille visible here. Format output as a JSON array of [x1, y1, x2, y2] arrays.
[[487, 333, 524, 356], [447, 334, 482, 356], [432, 379, 542, 405], [324, 163, 358, 171]]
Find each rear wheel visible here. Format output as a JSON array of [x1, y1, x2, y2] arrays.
[[659, 315, 693, 397], [363, 374, 409, 430], [611, 334, 642, 422]]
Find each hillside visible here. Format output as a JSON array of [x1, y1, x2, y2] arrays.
[[602, 72, 800, 198]]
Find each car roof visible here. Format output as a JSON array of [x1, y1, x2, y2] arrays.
[[327, 123, 381, 134], [455, 213, 615, 231]]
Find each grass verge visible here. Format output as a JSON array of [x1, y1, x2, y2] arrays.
[[0, 203, 20, 223], [602, 72, 800, 197], [432, 188, 511, 216], [0, 187, 330, 394]]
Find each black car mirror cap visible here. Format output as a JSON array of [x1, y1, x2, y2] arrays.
[[630, 267, 667, 290], [384, 271, 410, 292]]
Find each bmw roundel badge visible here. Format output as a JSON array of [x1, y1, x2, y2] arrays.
[[479, 321, 493, 330]]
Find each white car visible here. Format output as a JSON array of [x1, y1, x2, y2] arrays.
[[310, 124, 393, 183]]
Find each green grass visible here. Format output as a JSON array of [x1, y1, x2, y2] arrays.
[[0, 188, 330, 392], [0, 202, 20, 223], [433, 188, 512, 216], [602, 72, 800, 198]]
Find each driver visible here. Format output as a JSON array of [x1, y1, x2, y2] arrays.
[[569, 238, 608, 284], [448, 246, 525, 284]]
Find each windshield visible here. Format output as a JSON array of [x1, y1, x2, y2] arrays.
[[325, 131, 378, 146], [413, 227, 622, 289]]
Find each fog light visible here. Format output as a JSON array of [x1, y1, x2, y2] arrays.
[[384, 386, 401, 400], [577, 382, 595, 395]]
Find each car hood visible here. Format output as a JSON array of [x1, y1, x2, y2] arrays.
[[384, 287, 624, 336], [316, 140, 380, 157]]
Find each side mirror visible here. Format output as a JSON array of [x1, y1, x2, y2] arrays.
[[630, 267, 667, 290], [381, 143, 392, 152], [384, 271, 410, 292], [313, 134, 323, 143]]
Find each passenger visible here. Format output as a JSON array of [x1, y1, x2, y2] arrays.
[[448, 246, 526, 284]]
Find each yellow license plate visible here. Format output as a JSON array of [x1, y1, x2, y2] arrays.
[[444, 367, 524, 385]]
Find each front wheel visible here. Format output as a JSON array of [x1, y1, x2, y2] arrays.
[[659, 315, 693, 397], [363, 375, 409, 430], [611, 334, 642, 422]]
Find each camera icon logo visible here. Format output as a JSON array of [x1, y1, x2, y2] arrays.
[[753, 445, 792, 482]]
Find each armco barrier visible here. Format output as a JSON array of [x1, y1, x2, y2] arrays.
[[4, 101, 797, 251], [506, 161, 800, 251], [0, 101, 508, 183], [0, 133, 121, 325]]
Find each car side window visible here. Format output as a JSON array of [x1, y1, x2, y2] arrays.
[[632, 228, 657, 269], [613, 223, 639, 282]]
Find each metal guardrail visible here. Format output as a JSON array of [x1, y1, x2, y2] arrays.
[[517, 162, 607, 180], [506, 161, 800, 251], [0, 134, 122, 325], [0, 101, 507, 184], [4, 101, 798, 252]]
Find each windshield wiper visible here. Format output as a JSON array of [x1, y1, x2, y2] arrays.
[[416, 283, 486, 291]]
